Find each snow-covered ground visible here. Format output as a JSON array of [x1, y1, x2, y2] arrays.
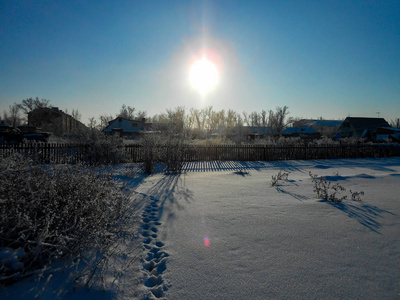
[[2, 157, 400, 299]]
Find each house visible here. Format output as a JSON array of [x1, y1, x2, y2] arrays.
[[280, 127, 320, 139], [0, 123, 23, 144], [376, 127, 400, 142], [245, 126, 278, 140], [337, 117, 390, 139], [305, 120, 343, 137], [211, 125, 278, 140], [17, 125, 50, 142], [103, 117, 153, 138], [28, 107, 87, 136]]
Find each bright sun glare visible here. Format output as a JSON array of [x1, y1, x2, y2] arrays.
[[189, 57, 219, 95]]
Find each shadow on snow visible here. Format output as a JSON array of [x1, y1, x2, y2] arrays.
[[136, 173, 194, 224], [148, 157, 400, 174], [321, 200, 396, 234]]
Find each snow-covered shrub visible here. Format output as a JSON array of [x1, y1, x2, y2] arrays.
[[257, 136, 303, 146], [309, 137, 338, 146], [339, 137, 369, 145], [309, 171, 347, 203], [0, 154, 132, 285], [276, 136, 303, 146], [191, 136, 235, 146], [80, 130, 128, 164], [140, 134, 190, 174], [140, 134, 163, 174], [271, 170, 289, 186], [349, 190, 364, 201], [53, 129, 128, 165], [162, 136, 191, 173], [235, 169, 250, 176]]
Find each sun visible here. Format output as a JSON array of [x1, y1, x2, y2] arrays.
[[189, 57, 219, 95]]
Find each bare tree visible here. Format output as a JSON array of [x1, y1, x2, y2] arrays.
[[390, 118, 400, 128], [136, 110, 147, 120], [249, 111, 260, 127], [87, 117, 97, 129], [242, 111, 250, 126], [2, 103, 22, 127], [99, 114, 113, 130], [226, 109, 237, 129], [190, 108, 202, 131], [118, 104, 135, 119], [151, 113, 170, 132], [166, 106, 186, 135], [71, 109, 81, 121], [261, 110, 267, 126], [18, 97, 50, 114], [268, 106, 290, 133]]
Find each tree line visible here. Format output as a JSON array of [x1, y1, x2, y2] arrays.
[[2, 98, 399, 139], [89, 104, 293, 138]]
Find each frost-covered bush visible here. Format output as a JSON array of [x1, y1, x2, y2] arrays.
[[339, 137, 369, 145], [309, 137, 338, 146], [271, 170, 290, 187], [140, 134, 190, 174], [52, 129, 128, 165], [140, 134, 163, 174], [79, 130, 128, 165], [191, 136, 236, 146], [309, 171, 347, 203], [162, 136, 191, 173], [349, 190, 365, 201], [0, 154, 132, 285], [256, 136, 303, 146], [309, 171, 365, 203]]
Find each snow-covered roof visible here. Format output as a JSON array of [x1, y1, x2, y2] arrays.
[[380, 127, 400, 132], [281, 127, 318, 134], [307, 120, 343, 127], [247, 126, 278, 135], [103, 117, 152, 134], [103, 127, 148, 133]]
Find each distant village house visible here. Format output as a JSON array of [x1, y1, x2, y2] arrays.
[[246, 126, 278, 140], [376, 127, 400, 142], [103, 117, 153, 138], [28, 107, 87, 136], [305, 120, 343, 138], [337, 117, 390, 139], [293, 119, 343, 138], [280, 127, 320, 139]]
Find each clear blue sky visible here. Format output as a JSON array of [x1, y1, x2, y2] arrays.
[[1, 0, 399, 124]]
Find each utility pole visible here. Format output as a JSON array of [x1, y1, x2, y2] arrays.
[[376, 112, 380, 118]]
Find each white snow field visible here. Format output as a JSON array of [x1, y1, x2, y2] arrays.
[[133, 158, 400, 300], [2, 157, 400, 299]]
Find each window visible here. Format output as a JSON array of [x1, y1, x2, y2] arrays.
[[132, 123, 138, 127]]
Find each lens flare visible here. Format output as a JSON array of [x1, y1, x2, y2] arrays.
[[204, 236, 210, 247]]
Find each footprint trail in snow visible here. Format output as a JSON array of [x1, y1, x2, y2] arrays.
[[140, 195, 169, 298]]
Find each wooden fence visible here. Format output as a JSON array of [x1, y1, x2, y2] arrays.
[[127, 144, 400, 162], [1, 143, 400, 164], [0, 143, 90, 164]]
